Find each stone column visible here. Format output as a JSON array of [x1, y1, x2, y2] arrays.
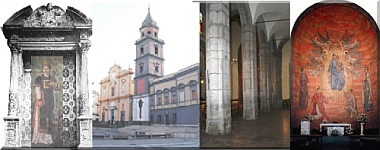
[[258, 32, 269, 112], [241, 22, 258, 120], [77, 40, 92, 147], [205, 2, 231, 135], [272, 44, 283, 108], [4, 42, 22, 147], [265, 42, 272, 112]]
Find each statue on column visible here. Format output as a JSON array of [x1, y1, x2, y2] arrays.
[[32, 60, 62, 145]]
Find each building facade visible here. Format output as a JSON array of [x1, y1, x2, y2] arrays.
[[149, 64, 199, 125], [132, 8, 199, 125], [92, 90, 100, 121], [99, 64, 134, 123]]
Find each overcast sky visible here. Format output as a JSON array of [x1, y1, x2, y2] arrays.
[[0, 0, 378, 146]]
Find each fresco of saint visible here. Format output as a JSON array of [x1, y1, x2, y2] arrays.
[[32, 60, 62, 145], [344, 89, 358, 118], [297, 67, 309, 110], [311, 87, 329, 120], [362, 67, 373, 111]]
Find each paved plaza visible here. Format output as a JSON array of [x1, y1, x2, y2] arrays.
[[93, 126, 199, 148]]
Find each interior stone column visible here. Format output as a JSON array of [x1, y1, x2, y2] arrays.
[[265, 42, 272, 112], [205, 2, 231, 135], [258, 36, 269, 112], [241, 23, 258, 120], [77, 39, 92, 147], [3, 43, 22, 147], [273, 43, 283, 108]]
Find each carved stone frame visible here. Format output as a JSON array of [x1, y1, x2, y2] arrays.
[[2, 4, 92, 148]]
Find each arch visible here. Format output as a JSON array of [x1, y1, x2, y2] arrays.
[[188, 80, 198, 86], [291, 2, 380, 131]]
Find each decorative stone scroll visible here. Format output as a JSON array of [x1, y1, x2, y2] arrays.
[[23, 3, 73, 28]]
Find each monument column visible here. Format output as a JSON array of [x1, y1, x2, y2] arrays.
[[205, 2, 231, 135], [77, 39, 92, 147], [4, 42, 23, 147]]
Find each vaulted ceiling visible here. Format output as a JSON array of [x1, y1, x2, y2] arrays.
[[230, 3, 290, 47]]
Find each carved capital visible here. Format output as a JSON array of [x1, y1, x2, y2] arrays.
[[79, 41, 91, 52], [8, 42, 22, 54]]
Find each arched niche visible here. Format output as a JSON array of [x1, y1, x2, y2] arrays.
[[291, 2, 380, 133], [2, 3, 92, 148]]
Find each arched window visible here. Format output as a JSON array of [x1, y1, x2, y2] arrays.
[[148, 31, 151, 35], [155, 47, 158, 55], [171, 87, 177, 103], [140, 47, 144, 55], [189, 80, 198, 100], [141, 32, 144, 37], [178, 84, 185, 102], [156, 91, 162, 105], [140, 65, 143, 73], [155, 66, 159, 72], [199, 12, 203, 34], [164, 89, 170, 104], [154, 32, 157, 37]]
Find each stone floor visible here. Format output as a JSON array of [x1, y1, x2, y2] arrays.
[[200, 108, 290, 149]]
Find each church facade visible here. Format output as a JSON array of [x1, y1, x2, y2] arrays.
[[132, 8, 199, 125], [99, 64, 134, 123]]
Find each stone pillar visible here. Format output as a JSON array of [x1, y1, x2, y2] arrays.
[[258, 32, 269, 112], [4, 42, 22, 147], [273, 44, 283, 108], [77, 40, 92, 147], [205, 2, 231, 135], [265, 42, 272, 113], [241, 22, 258, 120]]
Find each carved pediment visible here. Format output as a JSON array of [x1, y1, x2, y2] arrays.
[[23, 3, 73, 27], [3, 3, 92, 28]]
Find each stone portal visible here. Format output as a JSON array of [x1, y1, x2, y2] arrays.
[[2, 3, 92, 148]]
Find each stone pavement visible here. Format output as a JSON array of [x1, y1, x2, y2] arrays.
[[93, 126, 199, 148], [93, 138, 199, 147]]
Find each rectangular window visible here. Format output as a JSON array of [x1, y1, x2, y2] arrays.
[[103, 88, 106, 97], [180, 91, 184, 102], [172, 95, 177, 103], [165, 96, 169, 104], [151, 115, 154, 123], [111, 87, 115, 96], [191, 90, 196, 100], [157, 98, 162, 105]]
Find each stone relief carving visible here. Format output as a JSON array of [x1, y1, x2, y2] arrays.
[[23, 3, 73, 27]]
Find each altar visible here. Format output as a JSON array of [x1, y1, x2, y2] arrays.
[[320, 123, 351, 136]]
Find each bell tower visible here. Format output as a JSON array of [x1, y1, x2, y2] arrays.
[[133, 7, 165, 122]]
